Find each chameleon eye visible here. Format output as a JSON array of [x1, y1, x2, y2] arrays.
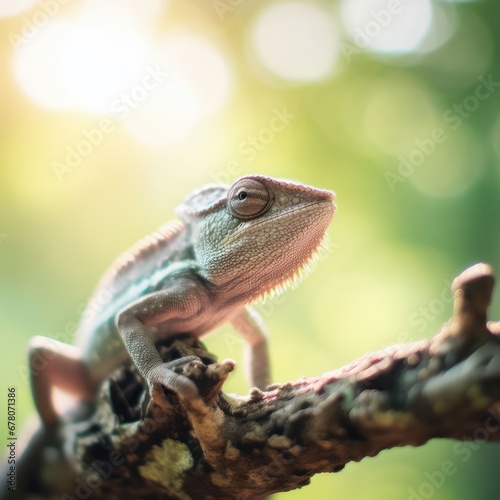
[[228, 179, 272, 220]]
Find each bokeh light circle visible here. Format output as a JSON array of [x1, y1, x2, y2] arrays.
[[406, 126, 485, 198], [12, 2, 232, 148], [251, 1, 340, 82], [362, 75, 441, 156], [123, 34, 233, 148], [340, 0, 433, 54], [13, 20, 77, 111]]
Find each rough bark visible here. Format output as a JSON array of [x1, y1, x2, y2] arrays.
[[10, 263, 500, 499]]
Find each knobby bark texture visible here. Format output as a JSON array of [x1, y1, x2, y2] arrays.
[[11, 263, 500, 499]]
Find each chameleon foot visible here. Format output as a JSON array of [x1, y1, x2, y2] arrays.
[[147, 356, 203, 410]]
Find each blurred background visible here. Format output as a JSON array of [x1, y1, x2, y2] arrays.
[[1, 0, 499, 498]]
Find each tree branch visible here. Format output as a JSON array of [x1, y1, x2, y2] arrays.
[[13, 263, 500, 499]]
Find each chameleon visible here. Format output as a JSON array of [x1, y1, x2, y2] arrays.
[[29, 174, 336, 427]]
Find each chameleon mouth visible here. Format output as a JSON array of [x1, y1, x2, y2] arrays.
[[225, 200, 336, 242]]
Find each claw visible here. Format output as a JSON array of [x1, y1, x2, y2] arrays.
[[165, 356, 202, 374], [148, 359, 202, 409]]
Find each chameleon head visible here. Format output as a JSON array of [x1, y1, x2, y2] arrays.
[[177, 175, 336, 299]]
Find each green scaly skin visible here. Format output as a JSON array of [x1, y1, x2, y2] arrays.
[[29, 175, 336, 426]]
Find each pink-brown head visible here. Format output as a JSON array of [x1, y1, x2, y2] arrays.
[[177, 175, 336, 300]]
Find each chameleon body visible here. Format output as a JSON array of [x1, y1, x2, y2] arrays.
[[29, 175, 335, 426]]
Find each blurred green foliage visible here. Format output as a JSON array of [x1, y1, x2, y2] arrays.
[[1, 0, 499, 498]]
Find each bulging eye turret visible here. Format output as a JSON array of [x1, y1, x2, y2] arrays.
[[227, 178, 272, 220]]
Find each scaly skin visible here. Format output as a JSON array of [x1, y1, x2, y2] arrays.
[[29, 175, 335, 426]]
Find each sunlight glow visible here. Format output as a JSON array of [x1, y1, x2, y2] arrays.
[[81, 0, 166, 27], [122, 71, 201, 147], [158, 34, 233, 122], [123, 34, 233, 147], [0, 0, 37, 18], [12, 0, 232, 147], [61, 22, 152, 114], [13, 20, 77, 110], [340, 0, 433, 54], [13, 18, 152, 113], [251, 2, 340, 82]]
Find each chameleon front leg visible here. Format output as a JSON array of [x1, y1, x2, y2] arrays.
[[116, 279, 206, 408], [231, 307, 270, 389]]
